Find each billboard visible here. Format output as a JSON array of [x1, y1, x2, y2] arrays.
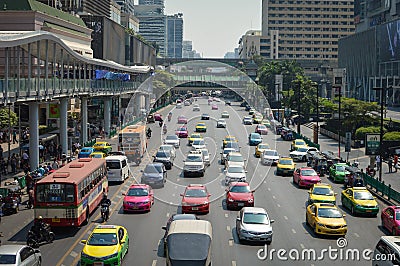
[[380, 19, 400, 61]]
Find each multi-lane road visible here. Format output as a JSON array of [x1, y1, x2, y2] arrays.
[[1, 97, 390, 265]]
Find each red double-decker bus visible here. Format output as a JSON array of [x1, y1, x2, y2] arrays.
[[34, 158, 108, 227]]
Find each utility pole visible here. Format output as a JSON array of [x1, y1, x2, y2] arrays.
[[297, 81, 301, 134]]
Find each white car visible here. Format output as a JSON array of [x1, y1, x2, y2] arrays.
[[159, 144, 176, 158], [193, 104, 200, 111], [183, 151, 205, 177], [192, 139, 206, 150], [164, 135, 180, 148], [217, 119, 227, 128], [200, 148, 211, 166], [243, 116, 252, 125], [176, 103, 183, 109], [225, 152, 246, 169], [261, 149, 280, 165], [236, 207, 274, 244], [184, 100, 191, 106], [0, 245, 42, 266], [290, 147, 319, 162], [224, 165, 247, 185]]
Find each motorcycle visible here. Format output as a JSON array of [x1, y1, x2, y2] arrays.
[[27, 224, 55, 248], [146, 131, 152, 139], [168, 113, 172, 122], [101, 203, 110, 222], [163, 126, 167, 134]]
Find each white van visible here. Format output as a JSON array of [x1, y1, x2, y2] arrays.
[[106, 155, 130, 183], [372, 236, 400, 266]]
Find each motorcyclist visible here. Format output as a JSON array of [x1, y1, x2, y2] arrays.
[[163, 124, 167, 134], [168, 112, 172, 122], [159, 119, 163, 127], [100, 193, 111, 220], [31, 216, 48, 240], [146, 127, 152, 138]]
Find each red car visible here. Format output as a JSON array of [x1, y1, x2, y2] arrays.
[[293, 167, 321, 188], [211, 104, 218, 110], [255, 124, 268, 135], [177, 115, 188, 124], [122, 184, 154, 212], [381, 206, 400, 235], [181, 184, 210, 214], [175, 126, 188, 138], [225, 182, 254, 210], [154, 113, 162, 121]]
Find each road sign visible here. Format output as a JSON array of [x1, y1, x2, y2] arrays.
[[365, 134, 381, 155], [345, 132, 351, 152]]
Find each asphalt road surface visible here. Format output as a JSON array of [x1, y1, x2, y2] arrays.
[[2, 97, 389, 266]]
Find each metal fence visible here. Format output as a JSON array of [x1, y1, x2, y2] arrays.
[[363, 173, 400, 203]]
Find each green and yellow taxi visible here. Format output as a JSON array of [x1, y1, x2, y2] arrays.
[[341, 187, 379, 216], [261, 119, 271, 128], [290, 139, 308, 151], [308, 183, 337, 205], [306, 203, 347, 237], [255, 143, 270, 158], [188, 133, 203, 145], [253, 115, 263, 124], [249, 108, 256, 115], [90, 152, 107, 159], [276, 157, 295, 176], [81, 225, 129, 266], [223, 135, 237, 148], [195, 122, 207, 132], [329, 163, 349, 183], [93, 141, 112, 154]]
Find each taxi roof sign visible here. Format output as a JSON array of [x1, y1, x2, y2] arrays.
[[96, 225, 117, 229]]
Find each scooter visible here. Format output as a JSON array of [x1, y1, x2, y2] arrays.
[[163, 126, 167, 134], [27, 224, 55, 248], [101, 203, 110, 222]]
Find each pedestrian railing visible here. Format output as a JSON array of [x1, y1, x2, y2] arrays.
[[363, 173, 400, 203], [83, 138, 96, 147]]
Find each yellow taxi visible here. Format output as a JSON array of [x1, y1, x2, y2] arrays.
[[308, 183, 337, 205], [306, 203, 347, 237], [261, 119, 271, 128], [255, 143, 270, 157], [290, 139, 308, 151], [81, 225, 129, 266], [341, 187, 379, 216], [223, 135, 237, 148], [253, 115, 263, 124], [188, 133, 203, 145], [93, 141, 112, 154], [276, 157, 295, 176], [195, 122, 207, 132], [90, 152, 107, 159]]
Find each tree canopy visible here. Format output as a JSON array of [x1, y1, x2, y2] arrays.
[[0, 108, 18, 128]]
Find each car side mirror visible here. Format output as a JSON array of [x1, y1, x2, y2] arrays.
[[120, 240, 126, 244], [342, 214, 346, 217], [35, 249, 41, 253], [180, 193, 184, 196], [251, 190, 256, 193], [334, 193, 338, 195], [208, 194, 211, 197], [122, 193, 126, 196], [220, 152, 222, 154], [245, 170, 248, 173], [236, 217, 241, 221], [162, 226, 167, 230], [308, 191, 311, 194], [81, 240, 87, 244], [244, 159, 247, 161], [140, 170, 143, 172], [270, 219, 275, 223]]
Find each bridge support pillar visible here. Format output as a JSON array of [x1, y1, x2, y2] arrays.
[[104, 98, 111, 137], [134, 93, 142, 118], [145, 94, 150, 113], [81, 97, 88, 144], [29, 102, 39, 170], [60, 98, 68, 155]]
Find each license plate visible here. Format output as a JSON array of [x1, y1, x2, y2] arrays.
[[192, 207, 199, 210], [238, 203, 244, 207], [108, 172, 113, 175], [366, 210, 372, 212], [253, 237, 260, 240], [132, 207, 138, 209], [52, 218, 60, 223], [94, 262, 104, 266]]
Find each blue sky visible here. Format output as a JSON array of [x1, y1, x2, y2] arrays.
[[164, 0, 261, 58]]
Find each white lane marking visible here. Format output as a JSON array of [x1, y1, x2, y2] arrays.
[[263, 181, 267, 184], [116, 195, 122, 199], [174, 185, 177, 189], [227, 226, 231, 231], [152, 260, 157, 266], [172, 194, 175, 197], [277, 203, 281, 208], [232, 261, 237, 266], [70, 251, 78, 258], [166, 213, 170, 217], [268, 187, 271, 191], [225, 213, 229, 218], [292, 229, 296, 234], [158, 240, 161, 245], [284, 216, 288, 220], [272, 195, 276, 199], [177, 178, 180, 182], [354, 233, 360, 238], [300, 243, 305, 249]]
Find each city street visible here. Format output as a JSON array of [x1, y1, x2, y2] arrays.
[[1, 97, 390, 265]]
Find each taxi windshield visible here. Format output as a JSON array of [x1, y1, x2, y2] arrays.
[[258, 144, 269, 149], [186, 155, 202, 162], [301, 169, 318, 176], [228, 166, 244, 173], [336, 166, 346, 172], [185, 189, 207, 197], [280, 159, 293, 165], [229, 155, 243, 162], [297, 147, 308, 152], [296, 140, 306, 145], [317, 208, 342, 218], [243, 213, 269, 224], [354, 191, 374, 200], [230, 185, 250, 193], [87, 233, 118, 246], [313, 187, 334, 196], [264, 150, 278, 156], [127, 188, 148, 196]]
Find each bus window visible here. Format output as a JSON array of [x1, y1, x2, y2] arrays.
[[36, 184, 75, 203]]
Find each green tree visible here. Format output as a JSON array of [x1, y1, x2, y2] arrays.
[[0, 108, 17, 128], [383, 131, 400, 140]]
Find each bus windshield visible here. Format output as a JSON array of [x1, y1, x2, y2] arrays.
[[36, 183, 75, 203]]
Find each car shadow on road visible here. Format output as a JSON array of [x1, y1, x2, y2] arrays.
[[377, 225, 390, 235]]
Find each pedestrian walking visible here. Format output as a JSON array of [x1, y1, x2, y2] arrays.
[[52, 159, 59, 170], [10, 154, 16, 174], [12, 130, 17, 144], [388, 156, 393, 173], [394, 155, 399, 173], [376, 155, 381, 170]]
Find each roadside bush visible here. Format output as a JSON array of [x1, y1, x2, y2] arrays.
[[383, 131, 400, 140], [355, 126, 382, 140]]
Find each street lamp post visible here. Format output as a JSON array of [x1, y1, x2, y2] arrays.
[[372, 86, 387, 182], [297, 81, 301, 134]]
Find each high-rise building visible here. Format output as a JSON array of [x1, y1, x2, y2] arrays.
[[115, 0, 135, 14], [166, 13, 183, 58], [36, 0, 114, 17], [261, 0, 354, 63], [134, 0, 166, 56]]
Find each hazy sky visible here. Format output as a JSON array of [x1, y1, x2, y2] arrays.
[[164, 0, 261, 58]]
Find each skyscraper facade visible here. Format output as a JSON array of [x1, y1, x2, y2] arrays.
[[166, 14, 183, 58], [261, 0, 354, 64]]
